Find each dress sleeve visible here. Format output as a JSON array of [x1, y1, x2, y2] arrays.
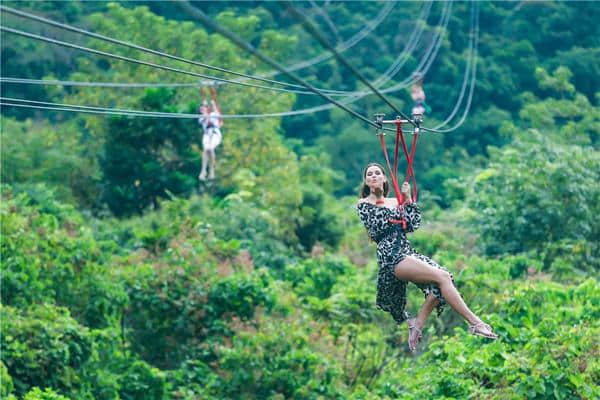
[[402, 202, 421, 232]]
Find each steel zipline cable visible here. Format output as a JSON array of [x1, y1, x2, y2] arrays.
[[429, 1, 476, 130], [0, 4, 459, 125], [423, 1, 479, 133], [282, 0, 418, 128], [1, 2, 475, 133], [0, 3, 431, 96], [0, 2, 428, 94], [0, 5, 332, 94], [0, 25, 350, 97], [0, 4, 395, 95], [173, 0, 384, 129], [0, 2, 462, 130], [259, 1, 396, 79]]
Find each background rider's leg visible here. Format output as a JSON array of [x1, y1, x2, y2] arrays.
[[199, 149, 208, 180], [208, 149, 216, 179]]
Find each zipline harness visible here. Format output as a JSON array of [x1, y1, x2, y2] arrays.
[[375, 113, 421, 229]]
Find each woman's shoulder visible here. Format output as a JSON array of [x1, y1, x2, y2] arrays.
[[357, 198, 374, 207], [357, 198, 397, 208]]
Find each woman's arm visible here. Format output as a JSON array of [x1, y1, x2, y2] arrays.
[[402, 202, 421, 232]]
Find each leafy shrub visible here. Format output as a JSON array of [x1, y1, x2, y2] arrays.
[[283, 255, 352, 300], [1, 186, 127, 328], [21, 387, 70, 400], [116, 361, 166, 400], [294, 184, 344, 251], [370, 278, 600, 400], [215, 322, 343, 400], [469, 132, 600, 271], [1, 305, 92, 397], [123, 264, 274, 368], [1, 361, 14, 398]]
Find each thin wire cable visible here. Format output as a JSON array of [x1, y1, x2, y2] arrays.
[[0, 2, 429, 97], [372, 1, 433, 88], [0, 76, 346, 96], [429, 2, 475, 129], [0, 4, 393, 94], [308, 0, 340, 42], [0, 2, 455, 128], [283, 0, 417, 127], [0, 5, 328, 92], [260, 1, 396, 79], [1, 3, 460, 129], [423, 2, 479, 133], [1, 97, 405, 121], [0, 25, 349, 97], [377, 1, 451, 94], [0, 78, 203, 88], [351, 0, 450, 97], [174, 0, 380, 129]]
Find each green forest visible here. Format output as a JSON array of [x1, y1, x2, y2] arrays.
[[1, 1, 599, 399]]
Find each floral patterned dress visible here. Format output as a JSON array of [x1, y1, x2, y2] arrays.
[[356, 201, 455, 325]]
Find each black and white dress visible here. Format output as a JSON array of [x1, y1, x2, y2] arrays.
[[357, 201, 455, 325]]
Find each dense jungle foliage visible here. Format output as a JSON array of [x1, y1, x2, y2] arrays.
[[1, 1, 599, 399]]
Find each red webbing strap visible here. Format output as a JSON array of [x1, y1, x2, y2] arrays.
[[393, 124, 400, 183], [378, 127, 406, 229], [397, 121, 419, 202], [209, 87, 223, 127], [406, 131, 419, 202], [396, 121, 410, 204]]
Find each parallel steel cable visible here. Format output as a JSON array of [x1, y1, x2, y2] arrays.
[[0, 76, 347, 96], [1, 3, 459, 129], [0, 2, 427, 97], [347, 0, 450, 98], [0, 100, 409, 134], [283, 0, 417, 128], [0, 2, 455, 126], [260, 1, 396, 78], [0, 78, 203, 88], [0, 97, 393, 121], [0, 26, 349, 97], [424, 2, 479, 133], [0, 4, 424, 95], [0, 4, 393, 94], [308, 0, 340, 42], [430, 2, 476, 129], [0, 5, 322, 92], [377, 1, 451, 94], [175, 0, 380, 129], [372, 0, 433, 88], [0, 97, 354, 119]]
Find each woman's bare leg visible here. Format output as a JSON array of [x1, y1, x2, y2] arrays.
[[415, 293, 439, 329], [394, 256, 481, 325], [199, 149, 209, 180], [209, 149, 216, 179]]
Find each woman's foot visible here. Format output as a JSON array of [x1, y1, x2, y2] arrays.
[[468, 320, 498, 339], [407, 318, 423, 352]]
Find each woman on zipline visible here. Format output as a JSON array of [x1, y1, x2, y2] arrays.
[[357, 163, 498, 352], [198, 86, 223, 181]]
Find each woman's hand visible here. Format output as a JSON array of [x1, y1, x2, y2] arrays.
[[401, 182, 412, 201]]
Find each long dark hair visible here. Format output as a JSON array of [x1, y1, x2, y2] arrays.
[[359, 163, 389, 198]]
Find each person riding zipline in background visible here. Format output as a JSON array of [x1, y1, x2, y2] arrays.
[[410, 73, 431, 117], [198, 85, 223, 181]]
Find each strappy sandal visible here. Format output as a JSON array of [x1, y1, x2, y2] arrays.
[[407, 318, 423, 352], [468, 321, 498, 339]]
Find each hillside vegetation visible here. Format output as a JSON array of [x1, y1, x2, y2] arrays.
[[1, 1, 599, 399]]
